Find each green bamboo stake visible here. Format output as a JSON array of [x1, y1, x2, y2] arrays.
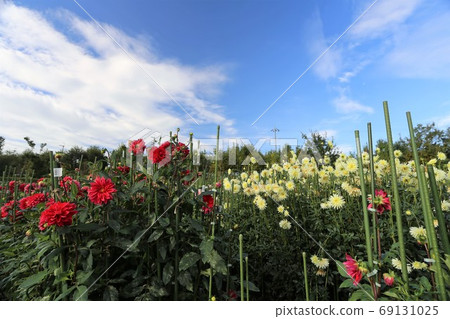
[[427, 164, 450, 255], [28, 169, 34, 185], [1, 169, 6, 198], [189, 132, 193, 171], [367, 123, 378, 258], [407, 112, 447, 301], [239, 234, 244, 301], [355, 130, 373, 268], [383, 102, 409, 288], [155, 181, 161, 282], [302, 252, 310, 301], [214, 125, 220, 185], [49, 151, 56, 192], [208, 125, 220, 301], [245, 256, 249, 301], [6, 165, 12, 182]]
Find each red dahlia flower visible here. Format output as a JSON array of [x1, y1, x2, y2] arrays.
[[343, 253, 364, 286], [24, 183, 37, 194], [368, 189, 391, 214], [116, 165, 130, 174], [1, 200, 23, 220], [39, 202, 78, 230], [19, 193, 47, 210], [37, 178, 46, 188], [59, 176, 81, 193], [201, 194, 214, 214], [228, 290, 237, 300], [88, 177, 117, 205], [148, 144, 170, 165], [175, 142, 189, 157], [128, 139, 146, 155], [8, 181, 15, 193]]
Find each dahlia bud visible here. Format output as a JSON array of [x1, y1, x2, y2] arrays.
[[383, 273, 395, 286], [25, 229, 32, 237]]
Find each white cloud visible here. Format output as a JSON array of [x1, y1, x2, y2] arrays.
[[0, 2, 234, 152], [336, 144, 354, 154], [333, 95, 374, 114], [316, 129, 337, 139], [433, 114, 450, 128], [383, 11, 450, 79], [305, 9, 343, 80], [350, 0, 422, 39]]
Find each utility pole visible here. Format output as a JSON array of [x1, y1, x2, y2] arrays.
[[271, 127, 279, 152]]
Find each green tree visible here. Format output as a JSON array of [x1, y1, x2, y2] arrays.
[[23, 137, 36, 150], [376, 123, 449, 162]]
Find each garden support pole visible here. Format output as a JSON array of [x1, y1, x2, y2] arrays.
[[427, 164, 450, 255], [239, 234, 244, 301], [383, 102, 409, 289], [302, 252, 310, 301], [407, 112, 447, 301], [355, 130, 374, 269], [367, 123, 378, 258]]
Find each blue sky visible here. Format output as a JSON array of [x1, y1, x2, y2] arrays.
[[1, 0, 450, 154]]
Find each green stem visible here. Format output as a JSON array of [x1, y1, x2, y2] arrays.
[[189, 132, 193, 171], [245, 256, 249, 301], [427, 164, 450, 255], [407, 112, 447, 301], [174, 205, 179, 301], [49, 151, 56, 192], [383, 102, 409, 289], [367, 123, 378, 259], [302, 252, 310, 301], [355, 130, 373, 268], [59, 234, 68, 299], [239, 234, 244, 301], [208, 125, 220, 300]]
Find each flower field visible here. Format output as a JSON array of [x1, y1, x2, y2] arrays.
[[0, 105, 449, 301]]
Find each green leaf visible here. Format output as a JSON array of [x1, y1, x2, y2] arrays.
[[190, 219, 204, 232], [349, 290, 366, 301], [419, 276, 432, 291], [86, 252, 93, 270], [162, 263, 174, 285], [148, 230, 163, 243], [178, 271, 193, 292], [129, 180, 146, 195], [199, 238, 214, 263], [159, 244, 167, 261], [158, 217, 170, 228], [133, 229, 148, 245], [76, 270, 94, 285], [179, 252, 201, 271], [107, 219, 121, 232], [103, 285, 119, 301], [336, 260, 350, 279], [208, 249, 227, 275], [383, 290, 401, 300], [54, 286, 76, 301], [19, 270, 48, 290], [74, 223, 102, 232], [73, 285, 88, 301], [339, 278, 355, 288], [245, 280, 260, 292], [148, 285, 169, 298], [41, 247, 64, 264]]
